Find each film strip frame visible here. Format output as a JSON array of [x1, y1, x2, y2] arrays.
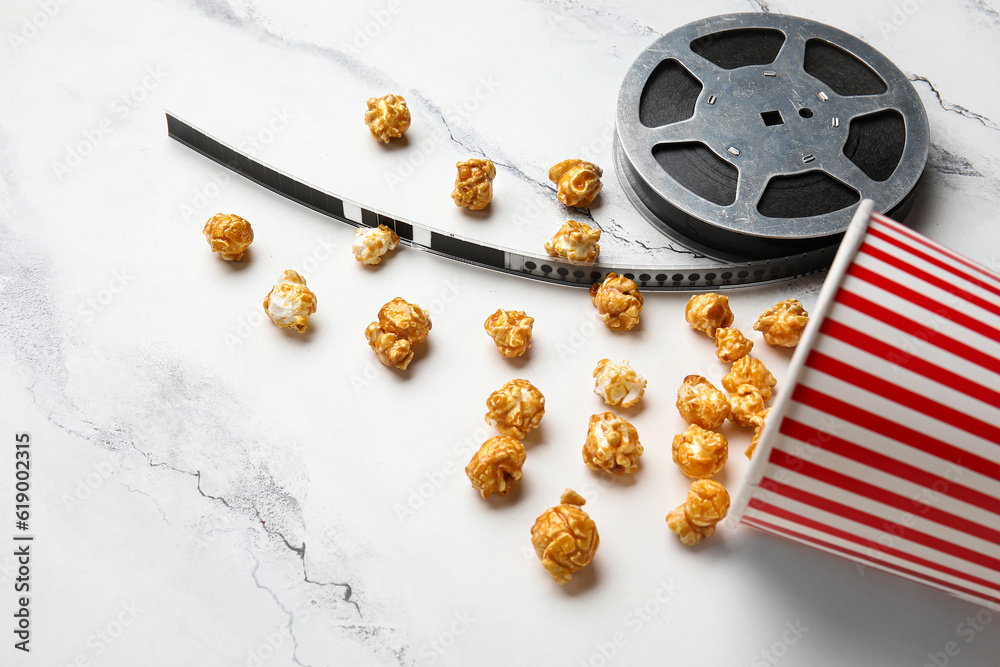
[[166, 112, 835, 291]]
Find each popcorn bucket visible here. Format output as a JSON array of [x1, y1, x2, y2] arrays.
[[733, 200, 1000, 608]]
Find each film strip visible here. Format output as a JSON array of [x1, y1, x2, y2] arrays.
[[167, 112, 836, 291]]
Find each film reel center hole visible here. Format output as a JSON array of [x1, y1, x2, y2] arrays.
[[799, 108, 814, 118], [760, 110, 784, 126]]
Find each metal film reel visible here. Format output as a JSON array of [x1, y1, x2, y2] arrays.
[[615, 13, 929, 264]]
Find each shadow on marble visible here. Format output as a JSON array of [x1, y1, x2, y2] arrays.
[[216, 247, 255, 271], [376, 134, 410, 151], [588, 464, 641, 488], [614, 397, 647, 419], [497, 348, 534, 370], [730, 528, 990, 662], [558, 557, 601, 596], [458, 205, 493, 221], [520, 421, 547, 450], [279, 318, 318, 340], [483, 477, 529, 510]]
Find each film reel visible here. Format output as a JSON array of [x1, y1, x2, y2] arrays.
[[615, 13, 929, 263]]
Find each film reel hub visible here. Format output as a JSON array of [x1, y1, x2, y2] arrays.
[[616, 13, 929, 263]]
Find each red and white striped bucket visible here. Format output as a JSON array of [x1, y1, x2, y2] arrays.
[[733, 200, 1000, 608]]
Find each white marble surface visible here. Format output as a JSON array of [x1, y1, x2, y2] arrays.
[[2, 0, 999, 665]]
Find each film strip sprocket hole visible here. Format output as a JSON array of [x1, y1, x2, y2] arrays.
[[166, 112, 835, 291]]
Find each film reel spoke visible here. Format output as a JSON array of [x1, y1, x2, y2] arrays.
[[673, 53, 725, 85], [825, 154, 878, 193], [771, 33, 808, 72], [733, 169, 771, 218], [835, 94, 894, 122], [643, 116, 706, 146]]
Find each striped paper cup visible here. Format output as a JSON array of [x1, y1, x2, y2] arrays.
[[733, 200, 1000, 608]]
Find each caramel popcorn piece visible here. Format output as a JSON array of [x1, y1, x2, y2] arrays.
[[484, 309, 534, 358], [755, 298, 810, 347], [582, 411, 643, 475], [352, 224, 400, 265], [465, 436, 526, 499], [531, 489, 599, 584], [452, 158, 496, 210], [365, 297, 432, 370], [747, 408, 771, 460], [676, 375, 730, 430], [486, 379, 545, 439], [721, 355, 777, 401], [729, 384, 767, 428], [262, 270, 317, 333], [666, 479, 730, 547], [685, 479, 731, 527], [666, 506, 715, 547], [549, 159, 603, 208], [203, 213, 253, 261], [364, 94, 410, 143], [590, 273, 643, 331], [672, 424, 728, 479], [544, 220, 601, 263], [715, 327, 754, 363], [685, 293, 735, 338], [592, 359, 646, 408]]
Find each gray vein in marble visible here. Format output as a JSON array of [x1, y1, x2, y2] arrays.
[[962, 0, 1000, 25], [908, 74, 1000, 131], [928, 144, 984, 177], [130, 437, 363, 619], [247, 534, 308, 667], [532, 0, 660, 37], [284, 537, 362, 618], [184, 0, 741, 269], [749, 0, 772, 12], [591, 208, 705, 258], [184, 0, 572, 231], [0, 168, 396, 665], [121, 483, 173, 524]]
